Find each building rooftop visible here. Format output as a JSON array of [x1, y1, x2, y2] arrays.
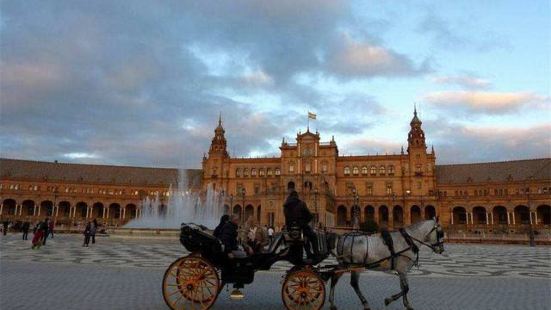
[[0, 158, 202, 187], [2, 157, 550, 187], [435, 158, 551, 184]]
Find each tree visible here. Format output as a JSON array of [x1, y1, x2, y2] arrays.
[[360, 220, 378, 234]]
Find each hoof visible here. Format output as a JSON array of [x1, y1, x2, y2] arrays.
[[384, 298, 392, 306]]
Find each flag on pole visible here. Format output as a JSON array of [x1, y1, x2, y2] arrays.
[[308, 112, 317, 120]]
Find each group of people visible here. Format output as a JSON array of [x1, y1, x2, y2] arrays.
[[1, 217, 101, 249], [213, 181, 319, 260], [31, 218, 55, 249]]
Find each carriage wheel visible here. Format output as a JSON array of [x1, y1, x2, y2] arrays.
[[282, 269, 326, 310], [162, 256, 220, 310]]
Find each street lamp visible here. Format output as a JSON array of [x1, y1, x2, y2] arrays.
[[229, 194, 233, 215], [314, 188, 319, 226], [241, 187, 246, 224], [351, 188, 360, 230]]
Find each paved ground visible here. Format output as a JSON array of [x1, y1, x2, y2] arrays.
[[1, 233, 550, 310]]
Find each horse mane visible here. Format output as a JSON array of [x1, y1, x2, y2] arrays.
[[406, 219, 435, 231]]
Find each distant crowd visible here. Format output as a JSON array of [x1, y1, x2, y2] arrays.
[[1, 218, 103, 248]]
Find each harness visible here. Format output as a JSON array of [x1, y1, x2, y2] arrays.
[[404, 226, 444, 253], [336, 223, 443, 271]]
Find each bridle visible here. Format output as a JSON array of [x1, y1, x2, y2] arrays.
[[408, 222, 444, 253]]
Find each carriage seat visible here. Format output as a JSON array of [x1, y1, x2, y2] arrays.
[[180, 223, 223, 255]]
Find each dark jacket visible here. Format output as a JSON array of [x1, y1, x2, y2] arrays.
[[283, 191, 313, 228], [219, 222, 238, 253], [84, 223, 92, 236], [213, 215, 230, 239]]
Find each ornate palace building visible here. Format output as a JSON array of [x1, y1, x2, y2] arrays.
[[1, 110, 550, 233]]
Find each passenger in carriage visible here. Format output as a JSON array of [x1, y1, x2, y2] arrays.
[[246, 220, 269, 254], [213, 214, 229, 239], [283, 183, 319, 259], [220, 215, 251, 258]]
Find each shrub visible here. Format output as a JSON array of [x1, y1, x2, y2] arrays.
[[360, 220, 379, 234]]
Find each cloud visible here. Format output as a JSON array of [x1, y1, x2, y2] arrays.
[[424, 120, 551, 164], [431, 75, 492, 90], [417, 13, 510, 51], [326, 34, 431, 78], [424, 90, 548, 114]]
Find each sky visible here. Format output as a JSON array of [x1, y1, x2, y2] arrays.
[[1, 0, 549, 168]]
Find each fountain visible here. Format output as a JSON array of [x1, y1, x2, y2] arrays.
[[121, 169, 224, 234]]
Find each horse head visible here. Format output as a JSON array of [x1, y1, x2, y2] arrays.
[[425, 217, 445, 254]]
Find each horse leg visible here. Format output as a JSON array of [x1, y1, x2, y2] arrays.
[[399, 272, 413, 310], [384, 271, 413, 310], [350, 270, 371, 310], [328, 272, 343, 310]]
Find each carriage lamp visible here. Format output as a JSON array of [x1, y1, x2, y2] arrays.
[[230, 288, 245, 300]]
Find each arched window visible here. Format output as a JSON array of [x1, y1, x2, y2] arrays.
[[275, 168, 281, 176], [352, 166, 359, 175], [289, 163, 295, 173], [305, 162, 311, 173], [361, 166, 368, 175], [251, 168, 257, 176], [379, 165, 386, 175], [259, 168, 265, 176], [243, 168, 249, 177], [267, 168, 273, 176], [388, 165, 395, 175], [370, 165, 377, 175], [344, 167, 351, 175]]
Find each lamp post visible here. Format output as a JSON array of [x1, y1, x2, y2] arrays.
[[53, 187, 58, 220], [351, 188, 360, 230], [229, 194, 233, 216], [314, 188, 319, 226], [241, 187, 246, 224]]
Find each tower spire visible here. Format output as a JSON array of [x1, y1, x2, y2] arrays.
[[218, 112, 222, 127], [407, 105, 426, 152]]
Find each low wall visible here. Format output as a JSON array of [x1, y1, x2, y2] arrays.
[[446, 233, 551, 245]]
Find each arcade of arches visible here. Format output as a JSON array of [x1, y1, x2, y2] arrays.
[[0, 198, 139, 227], [451, 205, 550, 226]]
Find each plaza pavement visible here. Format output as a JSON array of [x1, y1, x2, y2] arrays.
[[1, 233, 550, 310]]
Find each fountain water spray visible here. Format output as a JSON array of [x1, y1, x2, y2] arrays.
[[125, 169, 224, 229]]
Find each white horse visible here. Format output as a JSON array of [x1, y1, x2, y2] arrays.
[[328, 218, 445, 310]]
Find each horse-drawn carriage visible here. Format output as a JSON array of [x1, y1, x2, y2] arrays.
[[162, 223, 335, 310], [162, 219, 445, 310]]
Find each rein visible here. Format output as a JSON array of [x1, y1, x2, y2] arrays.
[[403, 225, 443, 253], [336, 222, 443, 271]]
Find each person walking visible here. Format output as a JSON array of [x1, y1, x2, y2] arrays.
[[32, 221, 45, 249], [42, 218, 49, 245], [267, 226, 274, 244], [22, 221, 30, 240], [48, 220, 55, 239], [90, 219, 98, 244], [2, 220, 9, 236], [83, 222, 92, 247]]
